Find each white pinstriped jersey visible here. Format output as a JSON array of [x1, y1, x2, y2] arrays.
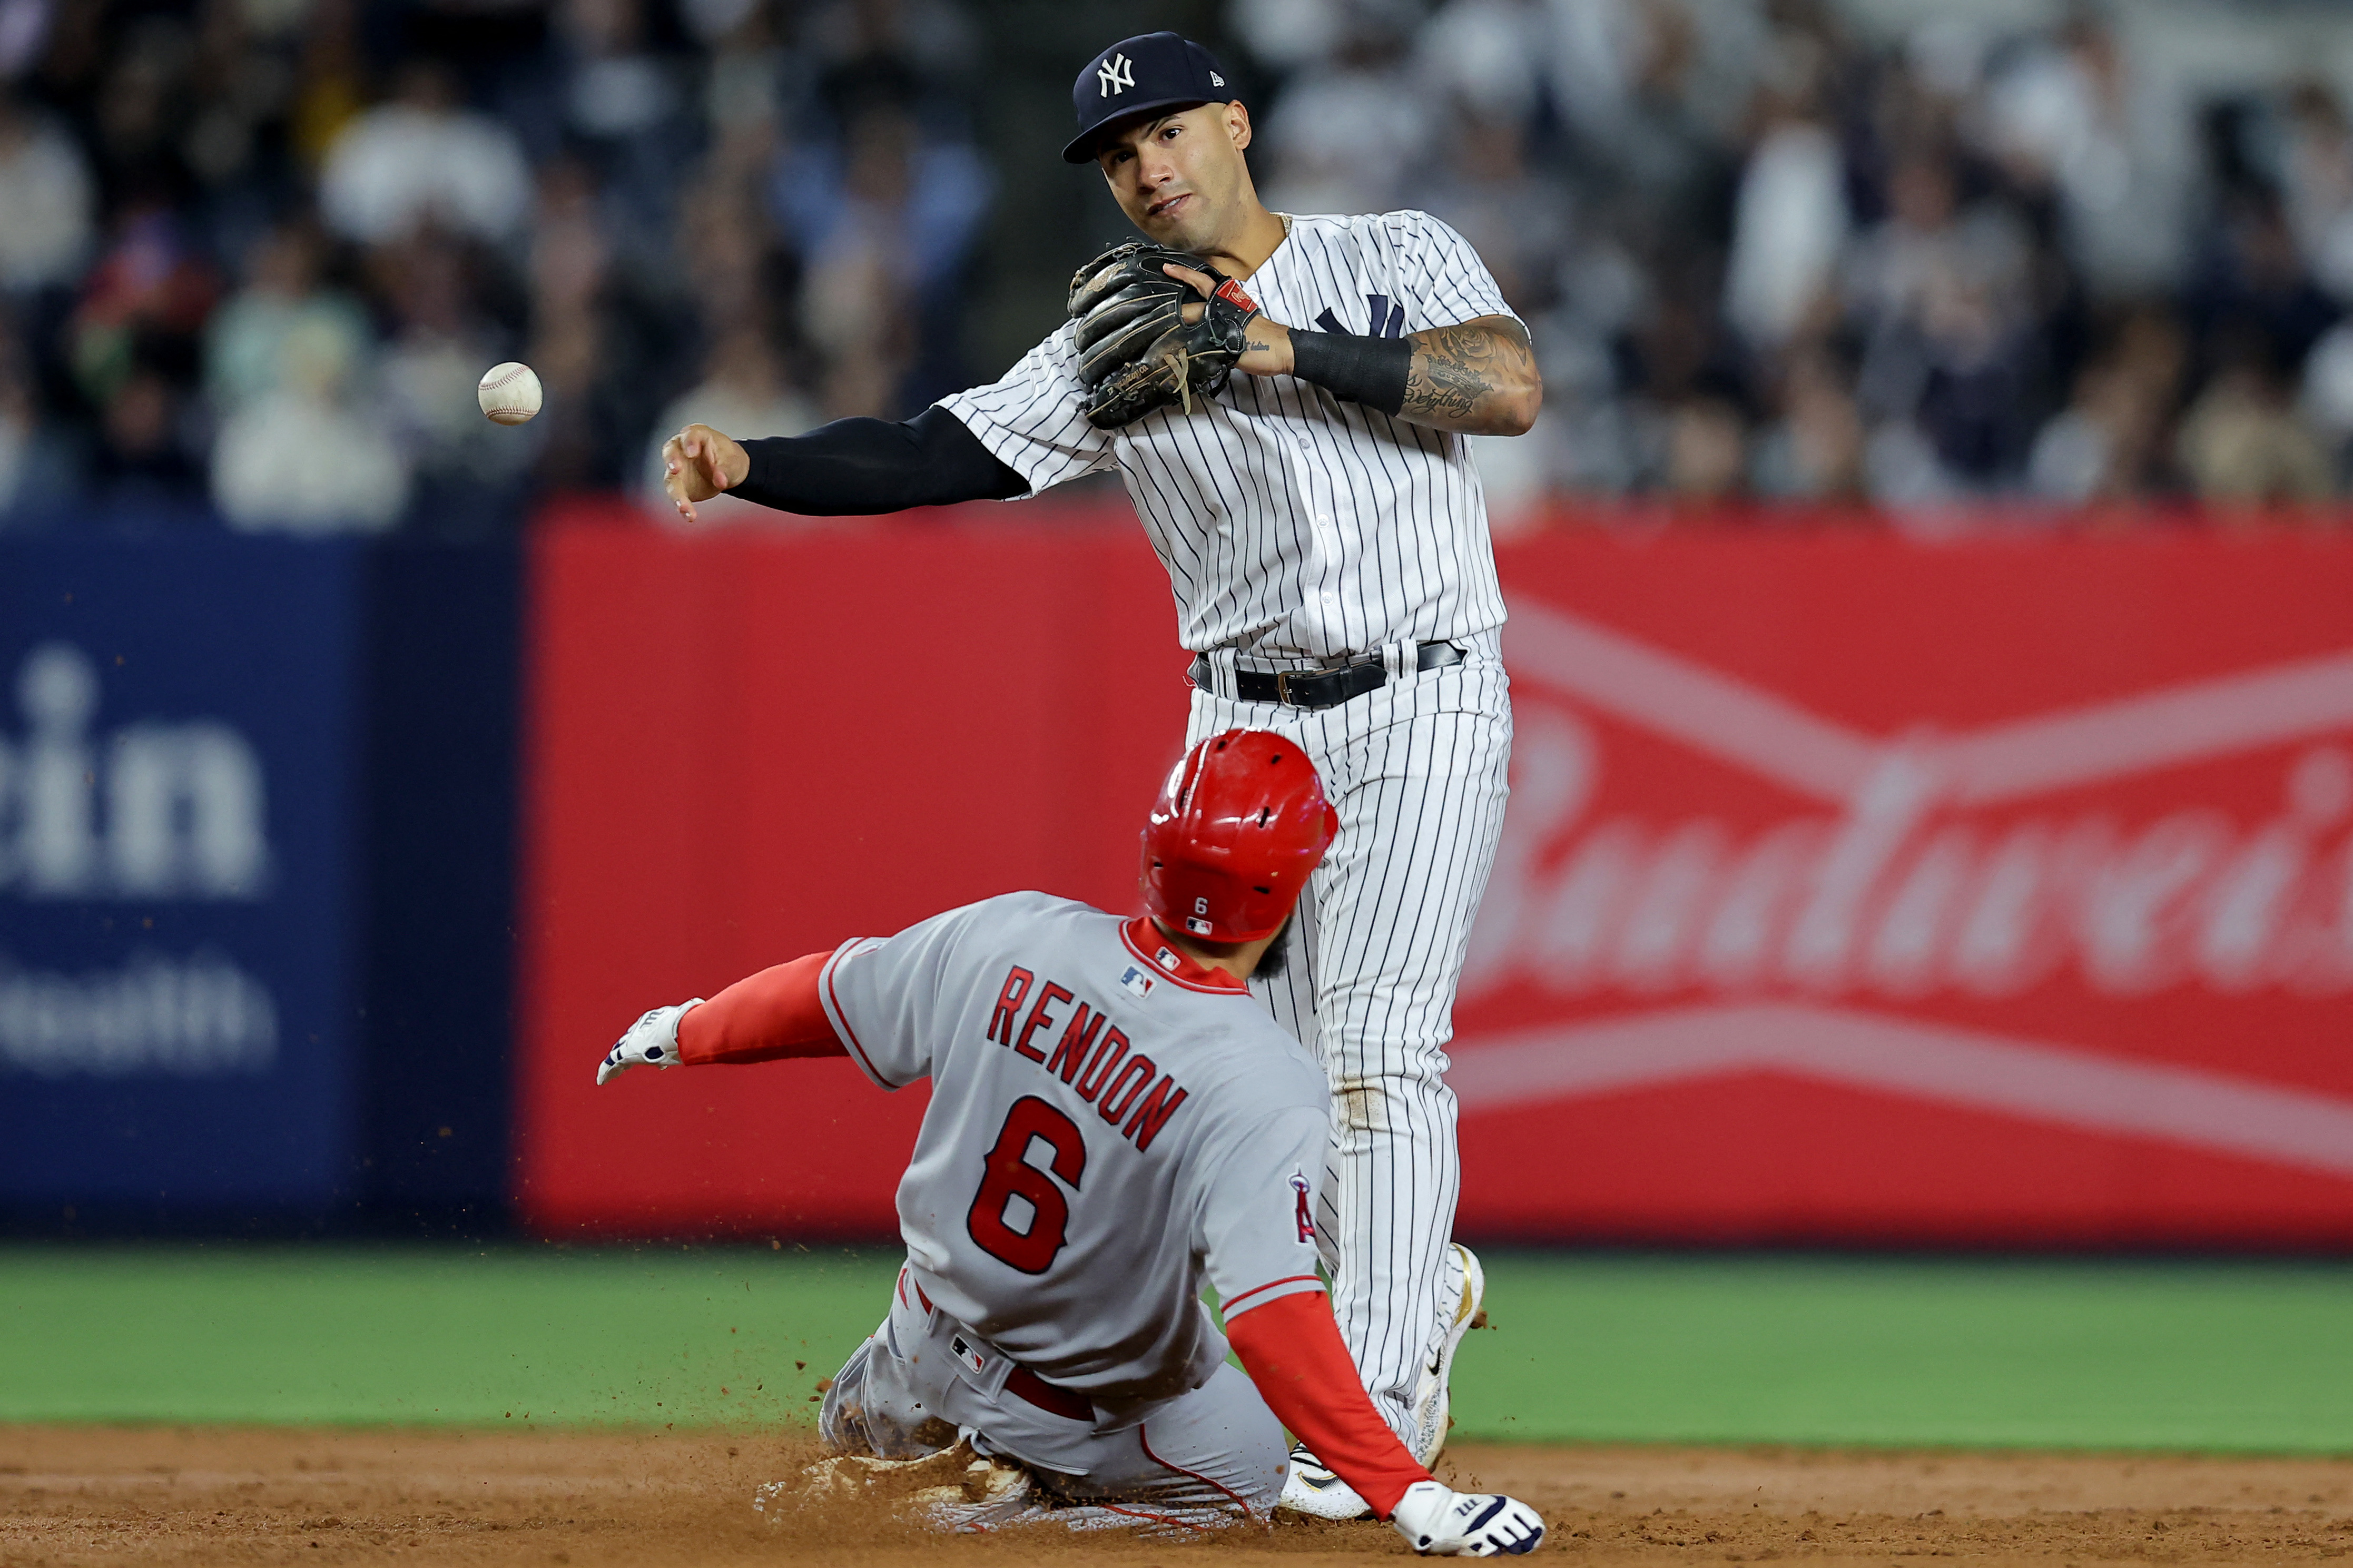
[[939, 211, 1518, 660]]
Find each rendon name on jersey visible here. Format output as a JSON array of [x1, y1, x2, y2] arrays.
[[820, 891, 1331, 1404]]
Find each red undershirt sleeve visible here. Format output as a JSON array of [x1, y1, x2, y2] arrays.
[[1223, 1288, 1432, 1518], [675, 951, 847, 1064]]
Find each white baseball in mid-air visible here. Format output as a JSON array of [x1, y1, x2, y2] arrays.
[[478, 362, 543, 426]]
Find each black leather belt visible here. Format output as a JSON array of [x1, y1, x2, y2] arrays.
[[1192, 641, 1465, 709]]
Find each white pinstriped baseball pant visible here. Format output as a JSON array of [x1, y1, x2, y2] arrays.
[[1185, 630, 1513, 1444]]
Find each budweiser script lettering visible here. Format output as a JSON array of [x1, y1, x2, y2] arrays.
[[1463, 607, 2353, 1003]]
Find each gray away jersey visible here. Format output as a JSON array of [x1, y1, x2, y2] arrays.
[[819, 891, 1331, 1402], [939, 210, 1518, 660]]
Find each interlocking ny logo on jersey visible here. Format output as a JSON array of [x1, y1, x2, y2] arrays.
[[1097, 53, 1135, 96], [1316, 294, 1407, 339]]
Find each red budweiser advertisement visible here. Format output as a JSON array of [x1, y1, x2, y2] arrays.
[[517, 507, 2353, 1247]]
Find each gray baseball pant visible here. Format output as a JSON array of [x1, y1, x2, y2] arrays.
[[819, 1263, 1287, 1523]]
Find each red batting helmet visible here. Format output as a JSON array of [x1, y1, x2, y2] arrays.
[[1140, 728, 1340, 943]]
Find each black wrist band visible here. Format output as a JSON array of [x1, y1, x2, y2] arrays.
[[1287, 331, 1412, 417]]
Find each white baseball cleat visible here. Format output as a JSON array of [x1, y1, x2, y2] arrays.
[[1279, 1442, 1374, 1520], [1391, 1479, 1545, 1556], [1410, 1242, 1487, 1466]]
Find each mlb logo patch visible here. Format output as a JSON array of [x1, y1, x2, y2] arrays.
[[1120, 964, 1155, 999], [1154, 945, 1183, 972], [1185, 916, 1214, 935], [950, 1335, 987, 1376]]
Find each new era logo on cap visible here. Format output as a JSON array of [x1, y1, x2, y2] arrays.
[[1065, 31, 1233, 163]]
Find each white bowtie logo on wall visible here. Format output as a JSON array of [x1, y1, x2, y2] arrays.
[[1098, 53, 1135, 96], [1447, 601, 2353, 1186]]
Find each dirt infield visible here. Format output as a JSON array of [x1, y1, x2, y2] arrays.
[[6, 1426, 2351, 1565]]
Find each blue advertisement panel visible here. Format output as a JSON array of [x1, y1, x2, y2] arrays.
[[0, 536, 361, 1211]]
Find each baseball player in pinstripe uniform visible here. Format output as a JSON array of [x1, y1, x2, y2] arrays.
[[662, 29, 1539, 1521]]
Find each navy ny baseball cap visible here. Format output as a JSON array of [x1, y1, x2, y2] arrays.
[[1063, 32, 1233, 164]]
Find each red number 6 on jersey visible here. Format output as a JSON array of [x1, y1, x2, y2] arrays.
[[967, 1095, 1088, 1275]]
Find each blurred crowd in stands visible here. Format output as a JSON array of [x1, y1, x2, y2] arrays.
[[7, 0, 2353, 533], [0, 0, 988, 532], [1234, 0, 2353, 523]]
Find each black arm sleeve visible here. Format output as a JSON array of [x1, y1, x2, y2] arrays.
[[1287, 331, 1413, 418], [730, 405, 1029, 516]]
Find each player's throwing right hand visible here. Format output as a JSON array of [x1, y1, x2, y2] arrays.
[[659, 423, 749, 526], [1391, 1482, 1546, 1556]]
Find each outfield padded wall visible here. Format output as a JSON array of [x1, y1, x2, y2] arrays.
[[517, 506, 2353, 1247]]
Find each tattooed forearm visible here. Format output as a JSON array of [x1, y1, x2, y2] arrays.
[[1399, 317, 1541, 434], [1407, 340, 1488, 421]]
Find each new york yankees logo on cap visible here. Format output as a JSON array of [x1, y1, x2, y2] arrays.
[[1064, 32, 1234, 163]]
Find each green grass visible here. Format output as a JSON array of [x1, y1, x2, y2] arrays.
[[0, 1245, 892, 1429], [1462, 1253, 2353, 1454], [3, 1247, 2350, 1452]]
